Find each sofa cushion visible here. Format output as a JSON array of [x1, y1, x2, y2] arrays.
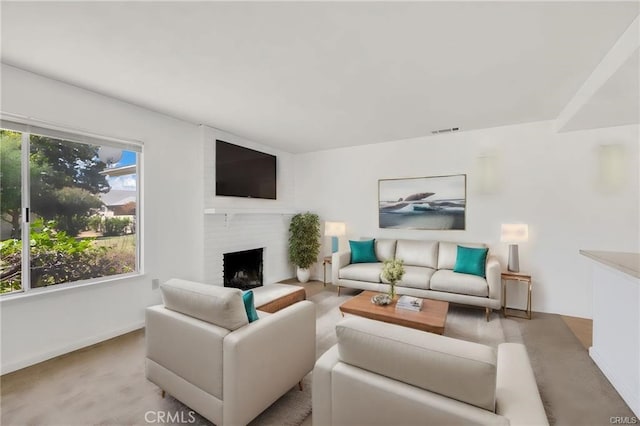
[[349, 239, 378, 263], [381, 265, 435, 290], [339, 263, 383, 282], [395, 240, 438, 268], [375, 239, 397, 262], [430, 269, 489, 297], [438, 241, 487, 270], [160, 279, 249, 330], [454, 246, 489, 277], [336, 317, 498, 412]]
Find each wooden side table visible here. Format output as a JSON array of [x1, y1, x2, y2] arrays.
[[502, 271, 532, 319], [322, 256, 332, 287]]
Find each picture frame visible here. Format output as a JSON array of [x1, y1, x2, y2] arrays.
[[378, 174, 466, 230]]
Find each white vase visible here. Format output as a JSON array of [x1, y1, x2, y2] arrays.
[[296, 267, 311, 283]]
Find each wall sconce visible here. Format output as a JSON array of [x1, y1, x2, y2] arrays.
[[474, 151, 501, 194], [597, 144, 626, 192], [324, 222, 346, 253], [501, 224, 529, 272]]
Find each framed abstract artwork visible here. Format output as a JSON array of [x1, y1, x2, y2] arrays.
[[378, 174, 466, 230]]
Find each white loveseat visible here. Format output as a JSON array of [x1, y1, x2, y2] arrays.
[[145, 279, 316, 426], [313, 317, 548, 426], [332, 239, 501, 319]]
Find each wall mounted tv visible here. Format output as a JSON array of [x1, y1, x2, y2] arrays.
[[216, 140, 277, 200]]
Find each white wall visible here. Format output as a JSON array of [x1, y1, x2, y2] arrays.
[[1, 63, 636, 373], [201, 126, 296, 284], [0, 65, 205, 373], [294, 120, 639, 318]]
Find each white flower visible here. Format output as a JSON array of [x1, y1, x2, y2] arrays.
[[382, 258, 405, 284]]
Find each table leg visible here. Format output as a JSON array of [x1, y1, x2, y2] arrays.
[[502, 278, 507, 317], [323, 261, 327, 287], [527, 280, 532, 319]]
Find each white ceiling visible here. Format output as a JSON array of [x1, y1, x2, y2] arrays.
[[1, 1, 638, 153], [560, 49, 640, 132]]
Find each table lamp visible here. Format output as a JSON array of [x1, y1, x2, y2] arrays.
[[501, 224, 528, 272], [324, 222, 346, 253]]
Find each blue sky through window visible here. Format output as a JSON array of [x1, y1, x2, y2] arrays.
[[106, 150, 137, 191], [116, 151, 136, 167]]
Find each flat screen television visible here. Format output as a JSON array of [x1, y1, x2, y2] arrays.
[[216, 140, 277, 199]]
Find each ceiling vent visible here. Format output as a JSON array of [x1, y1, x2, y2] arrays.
[[431, 127, 460, 135]]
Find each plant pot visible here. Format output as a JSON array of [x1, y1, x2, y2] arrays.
[[296, 267, 311, 283]]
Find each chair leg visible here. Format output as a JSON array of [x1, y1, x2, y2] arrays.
[[337, 286, 341, 296], [485, 307, 491, 322], [161, 390, 166, 398], [298, 381, 303, 391]]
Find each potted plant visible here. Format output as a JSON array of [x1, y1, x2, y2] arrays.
[[288, 212, 320, 283], [382, 258, 405, 299]]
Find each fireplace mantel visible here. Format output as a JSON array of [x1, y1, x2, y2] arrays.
[[204, 207, 297, 215]]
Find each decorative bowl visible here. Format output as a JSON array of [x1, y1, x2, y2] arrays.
[[371, 294, 392, 306]]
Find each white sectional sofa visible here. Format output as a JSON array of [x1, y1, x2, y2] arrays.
[[313, 317, 548, 426], [332, 239, 502, 319]]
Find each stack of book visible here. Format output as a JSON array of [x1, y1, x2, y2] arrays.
[[396, 295, 423, 312]]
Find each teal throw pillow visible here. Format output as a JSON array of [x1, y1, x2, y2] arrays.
[[349, 239, 378, 264], [242, 290, 259, 323], [453, 246, 489, 277]]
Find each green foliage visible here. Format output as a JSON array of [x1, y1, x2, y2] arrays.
[[0, 219, 134, 293], [46, 187, 103, 235], [87, 215, 103, 232], [28, 219, 95, 253], [1, 130, 110, 238], [288, 212, 320, 269], [0, 131, 22, 217], [103, 217, 130, 237], [1, 130, 54, 238], [29, 135, 109, 194]]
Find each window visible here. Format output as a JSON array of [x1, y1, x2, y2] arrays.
[[1, 118, 141, 295]]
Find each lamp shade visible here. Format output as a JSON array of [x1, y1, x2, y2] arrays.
[[501, 224, 528, 243], [324, 221, 346, 237]]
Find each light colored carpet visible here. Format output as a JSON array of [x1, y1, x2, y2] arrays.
[[518, 312, 635, 425], [1, 286, 635, 425]]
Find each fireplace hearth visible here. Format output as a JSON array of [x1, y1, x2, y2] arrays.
[[223, 248, 264, 290]]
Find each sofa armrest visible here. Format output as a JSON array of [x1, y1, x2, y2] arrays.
[[486, 255, 502, 303], [145, 305, 229, 399], [312, 345, 340, 426], [332, 250, 351, 284], [223, 301, 316, 426], [496, 343, 548, 425]]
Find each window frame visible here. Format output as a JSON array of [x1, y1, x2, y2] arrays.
[[1, 113, 143, 297]]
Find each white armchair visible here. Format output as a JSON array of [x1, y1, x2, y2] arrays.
[[146, 279, 316, 426], [313, 317, 548, 426]]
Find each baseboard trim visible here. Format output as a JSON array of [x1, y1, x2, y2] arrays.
[[1, 321, 145, 375], [590, 347, 639, 416]]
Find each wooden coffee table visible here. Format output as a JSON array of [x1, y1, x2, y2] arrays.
[[339, 291, 449, 335]]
